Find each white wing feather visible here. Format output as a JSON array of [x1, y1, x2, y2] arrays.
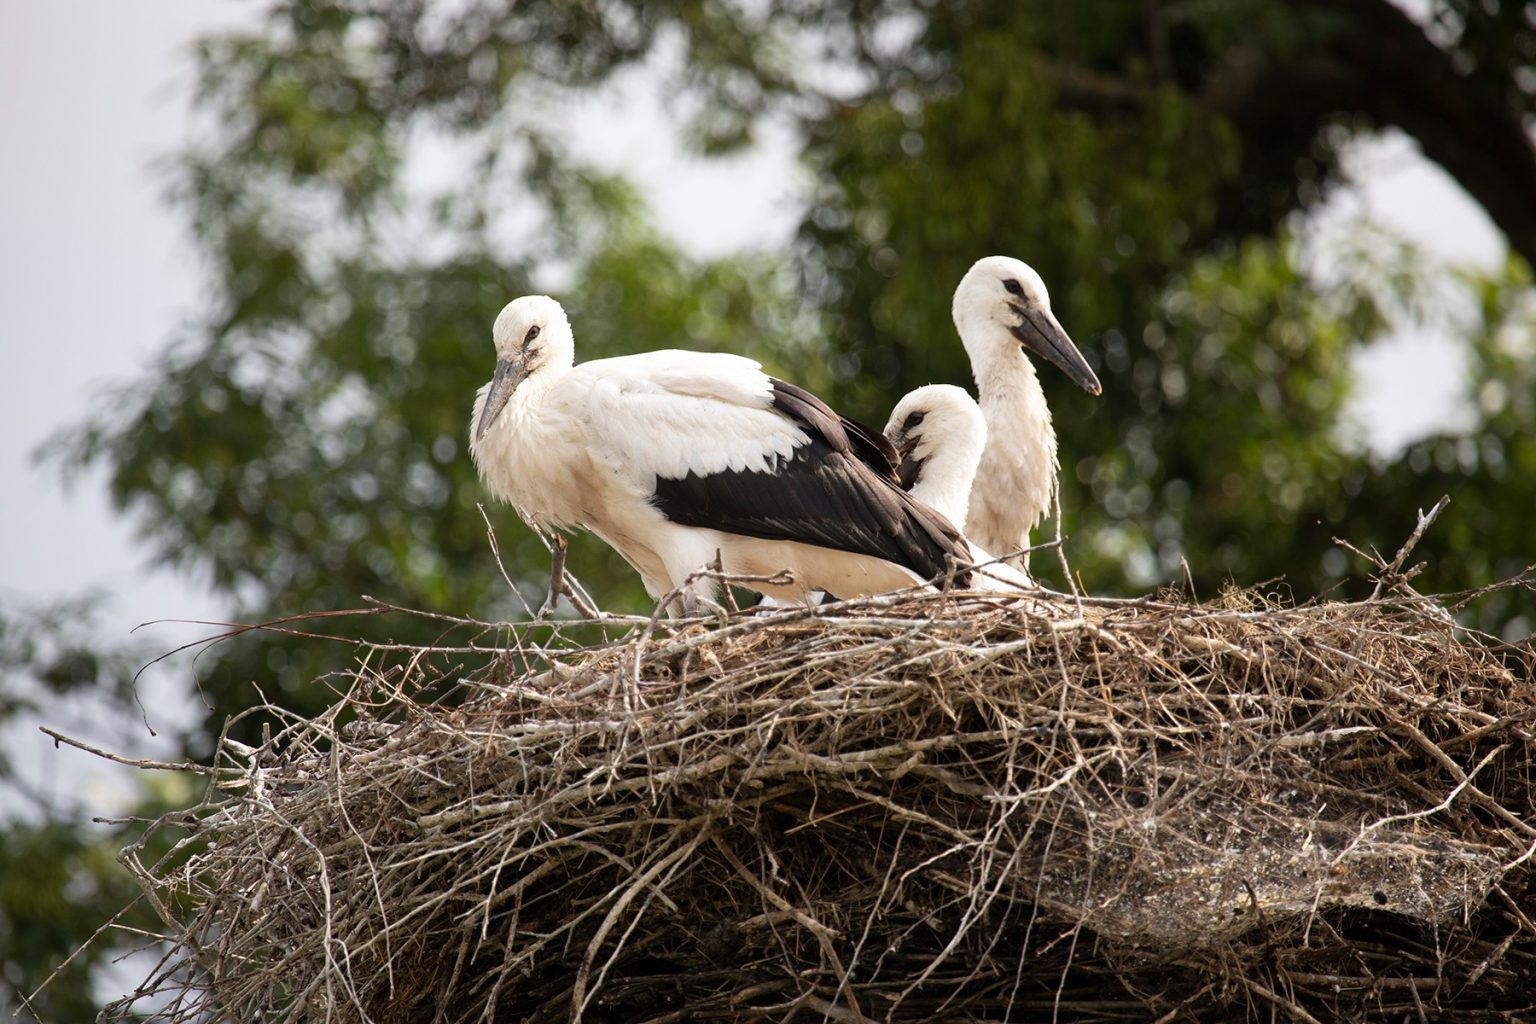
[[572, 351, 808, 486]]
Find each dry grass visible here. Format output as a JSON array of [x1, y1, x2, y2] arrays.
[[87, 565, 1536, 1024]]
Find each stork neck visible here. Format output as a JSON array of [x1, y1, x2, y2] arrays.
[[972, 342, 1044, 406], [972, 342, 1058, 482], [911, 454, 976, 531]]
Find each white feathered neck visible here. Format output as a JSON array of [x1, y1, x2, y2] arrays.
[[950, 257, 1063, 564]]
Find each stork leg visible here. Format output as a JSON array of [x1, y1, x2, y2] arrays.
[[541, 534, 604, 619], [540, 533, 569, 618]]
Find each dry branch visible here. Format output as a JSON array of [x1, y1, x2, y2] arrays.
[[86, 582, 1536, 1023]]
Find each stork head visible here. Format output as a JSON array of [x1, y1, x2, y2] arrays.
[[883, 384, 987, 527], [951, 256, 1101, 395], [473, 295, 573, 442]]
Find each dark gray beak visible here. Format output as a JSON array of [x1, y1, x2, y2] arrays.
[[474, 355, 527, 442], [889, 432, 926, 490], [895, 449, 927, 491], [1008, 303, 1102, 395]]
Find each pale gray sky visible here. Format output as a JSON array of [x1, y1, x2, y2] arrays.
[[0, 3, 1507, 814], [1, 1, 257, 816], [1317, 132, 1503, 446], [1, 3, 243, 624]]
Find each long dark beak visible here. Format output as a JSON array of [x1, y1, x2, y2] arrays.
[[1008, 303, 1102, 395], [473, 356, 526, 442], [887, 432, 925, 490], [895, 448, 927, 491]]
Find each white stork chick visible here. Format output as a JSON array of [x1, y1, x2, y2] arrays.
[[470, 296, 974, 615], [883, 384, 985, 531], [883, 384, 1035, 592], [952, 255, 1102, 571]]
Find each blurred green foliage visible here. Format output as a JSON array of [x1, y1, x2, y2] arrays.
[[0, 817, 135, 1022], [0, 601, 173, 1022], [10, 0, 1536, 1013]]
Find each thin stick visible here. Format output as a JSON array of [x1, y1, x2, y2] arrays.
[[39, 727, 214, 775], [1370, 494, 1450, 600], [477, 502, 532, 618]]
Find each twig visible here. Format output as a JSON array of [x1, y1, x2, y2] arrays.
[[799, 993, 879, 1024], [477, 502, 534, 619], [38, 727, 214, 775], [1370, 494, 1450, 600], [1241, 977, 1326, 1024]]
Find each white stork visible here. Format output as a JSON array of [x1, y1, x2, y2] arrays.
[[469, 296, 973, 615], [952, 256, 1102, 570], [883, 384, 1035, 591], [883, 384, 986, 532]]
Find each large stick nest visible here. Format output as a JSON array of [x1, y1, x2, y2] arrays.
[[107, 582, 1535, 1023]]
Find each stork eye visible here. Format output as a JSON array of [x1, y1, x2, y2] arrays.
[[525, 324, 542, 344], [1003, 278, 1024, 297], [904, 410, 926, 431]]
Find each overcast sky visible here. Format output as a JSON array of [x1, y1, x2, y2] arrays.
[[1, 3, 244, 622], [1, 2, 260, 816], [0, 3, 1507, 813]]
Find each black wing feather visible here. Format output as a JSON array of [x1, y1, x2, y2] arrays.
[[766, 379, 900, 479], [651, 379, 970, 585]]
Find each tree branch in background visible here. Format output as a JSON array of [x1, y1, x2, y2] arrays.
[[1230, 0, 1536, 268]]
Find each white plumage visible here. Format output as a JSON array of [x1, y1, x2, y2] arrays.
[[951, 256, 1101, 570], [884, 384, 1035, 592], [882, 384, 986, 530], [470, 296, 973, 614]]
